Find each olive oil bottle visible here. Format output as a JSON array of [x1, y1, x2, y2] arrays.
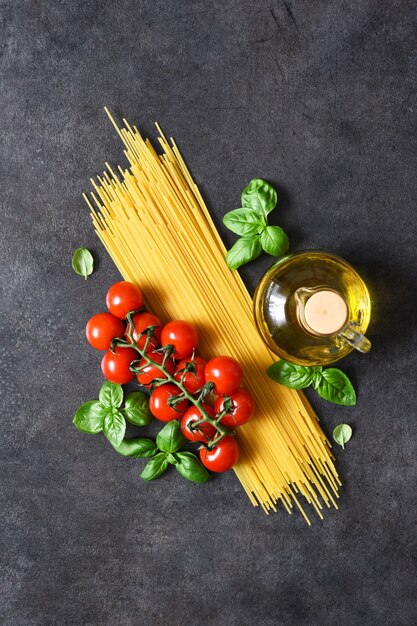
[[253, 250, 371, 366]]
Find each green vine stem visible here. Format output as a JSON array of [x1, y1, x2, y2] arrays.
[[113, 312, 234, 449]]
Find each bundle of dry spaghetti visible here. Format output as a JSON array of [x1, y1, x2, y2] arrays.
[[84, 109, 341, 523]]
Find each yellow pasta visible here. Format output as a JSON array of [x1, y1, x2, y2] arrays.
[[85, 109, 341, 524]]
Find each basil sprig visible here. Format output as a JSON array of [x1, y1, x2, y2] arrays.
[[140, 421, 211, 484], [72, 247, 94, 280], [224, 179, 289, 270], [73, 381, 152, 448], [267, 359, 356, 406], [74, 383, 210, 484]]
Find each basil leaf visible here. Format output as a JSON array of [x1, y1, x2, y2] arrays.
[[73, 400, 106, 434], [174, 452, 211, 483], [241, 179, 277, 217], [226, 236, 262, 270], [156, 420, 186, 453], [72, 247, 94, 280], [267, 360, 315, 389], [311, 367, 323, 389], [315, 368, 357, 406], [223, 208, 265, 237], [112, 437, 158, 458], [140, 453, 169, 480], [103, 410, 126, 447], [333, 424, 353, 449], [99, 381, 123, 409], [124, 391, 152, 426], [260, 225, 289, 257]]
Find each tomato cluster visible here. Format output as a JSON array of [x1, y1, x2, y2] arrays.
[[85, 281, 255, 473]]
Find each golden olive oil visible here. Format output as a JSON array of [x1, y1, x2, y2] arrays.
[[253, 250, 371, 366]]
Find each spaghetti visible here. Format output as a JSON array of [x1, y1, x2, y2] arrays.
[[84, 109, 341, 523]]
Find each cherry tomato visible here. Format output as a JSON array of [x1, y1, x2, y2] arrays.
[[174, 356, 207, 394], [204, 356, 243, 396], [199, 436, 240, 472], [181, 404, 217, 442], [85, 313, 125, 351], [136, 352, 175, 387], [149, 383, 189, 422], [106, 281, 144, 319], [161, 320, 198, 360], [215, 388, 255, 427], [101, 346, 137, 384], [128, 312, 162, 352]]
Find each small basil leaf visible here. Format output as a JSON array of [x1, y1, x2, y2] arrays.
[[267, 360, 315, 389], [223, 208, 265, 237], [140, 453, 169, 480], [103, 410, 126, 448], [332, 424, 353, 449], [226, 236, 262, 270], [174, 452, 211, 483], [260, 226, 289, 257], [315, 368, 357, 406], [167, 453, 178, 465], [73, 400, 106, 434], [99, 381, 123, 409], [241, 179, 277, 217], [112, 438, 158, 458], [156, 420, 186, 453], [124, 391, 152, 426], [72, 247, 94, 280]]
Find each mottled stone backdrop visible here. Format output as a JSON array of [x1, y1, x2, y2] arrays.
[[1, 1, 416, 624]]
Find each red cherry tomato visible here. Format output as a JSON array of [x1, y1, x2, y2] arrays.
[[85, 313, 125, 350], [149, 383, 189, 422], [204, 356, 243, 396], [174, 356, 207, 394], [215, 388, 255, 427], [181, 404, 216, 442], [136, 352, 175, 387], [161, 320, 198, 360], [128, 312, 162, 352], [101, 346, 137, 384], [106, 281, 144, 319], [199, 436, 240, 472]]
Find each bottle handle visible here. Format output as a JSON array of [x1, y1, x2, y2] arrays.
[[339, 323, 371, 353]]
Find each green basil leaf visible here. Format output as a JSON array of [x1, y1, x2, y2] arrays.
[[73, 400, 106, 434], [72, 247, 94, 280], [267, 360, 315, 389], [260, 226, 289, 257], [112, 437, 158, 458], [123, 391, 152, 426], [226, 236, 262, 270], [241, 179, 278, 217], [332, 424, 353, 449], [156, 420, 186, 453], [223, 208, 266, 237], [174, 452, 211, 483], [140, 453, 169, 480], [103, 410, 126, 448], [99, 381, 123, 409], [311, 367, 323, 389], [167, 453, 178, 465], [315, 368, 356, 406]]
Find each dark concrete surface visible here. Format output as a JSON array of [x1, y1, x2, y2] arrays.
[[1, 1, 416, 624]]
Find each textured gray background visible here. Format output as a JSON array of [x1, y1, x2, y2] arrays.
[[1, 1, 416, 625]]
